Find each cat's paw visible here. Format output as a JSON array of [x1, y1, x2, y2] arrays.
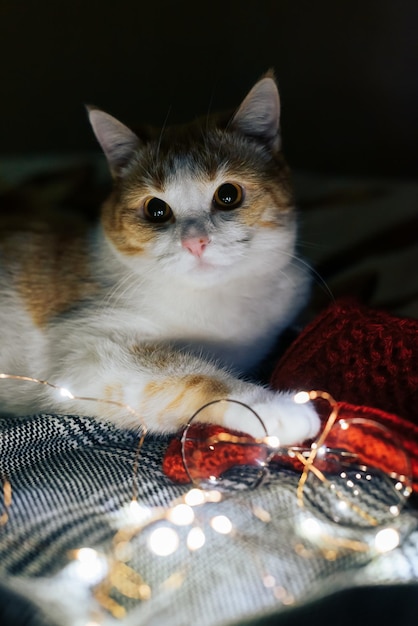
[[224, 391, 320, 446]]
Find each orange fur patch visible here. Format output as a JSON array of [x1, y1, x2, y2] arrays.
[[1, 230, 98, 327], [237, 181, 292, 228], [130, 344, 173, 368], [144, 374, 230, 427], [101, 193, 157, 256], [103, 383, 124, 405]]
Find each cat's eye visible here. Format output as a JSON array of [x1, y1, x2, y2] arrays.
[[143, 197, 173, 223], [213, 183, 243, 210]]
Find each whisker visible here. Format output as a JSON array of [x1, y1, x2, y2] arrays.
[[155, 105, 172, 164], [297, 239, 327, 251], [99, 273, 133, 309], [204, 89, 215, 133], [280, 249, 335, 302], [100, 271, 144, 311]]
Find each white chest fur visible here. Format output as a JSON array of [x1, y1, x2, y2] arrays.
[[90, 232, 309, 373]]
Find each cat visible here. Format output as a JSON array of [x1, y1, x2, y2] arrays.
[[0, 72, 319, 444]]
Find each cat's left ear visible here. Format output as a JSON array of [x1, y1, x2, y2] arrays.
[[87, 106, 141, 177], [231, 73, 281, 151]]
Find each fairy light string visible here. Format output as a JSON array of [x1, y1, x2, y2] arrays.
[[0, 372, 148, 435], [0, 479, 11, 526], [0, 372, 414, 621]]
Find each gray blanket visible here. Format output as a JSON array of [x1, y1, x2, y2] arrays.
[[1, 411, 418, 626]]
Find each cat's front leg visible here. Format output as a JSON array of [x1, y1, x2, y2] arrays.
[[52, 340, 319, 446]]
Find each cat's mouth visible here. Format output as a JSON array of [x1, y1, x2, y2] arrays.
[[182, 255, 232, 281], [193, 258, 217, 270], [159, 246, 240, 282]]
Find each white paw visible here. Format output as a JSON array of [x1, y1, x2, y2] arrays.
[[224, 391, 320, 446]]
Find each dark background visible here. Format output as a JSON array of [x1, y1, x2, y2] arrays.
[[1, 0, 418, 177]]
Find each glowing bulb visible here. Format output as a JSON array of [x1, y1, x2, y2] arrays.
[[59, 387, 74, 399], [120, 499, 152, 526], [210, 515, 233, 535], [71, 548, 108, 584], [205, 490, 222, 503], [129, 499, 142, 513], [148, 527, 179, 556], [184, 489, 206, 506], [187, 527, 206, 551], [374, 528, 400, 553], [263, 574, 276, 588], [75, 547, 99, 562], [299, 517, 321, 540], [167, 504, 195, 526], [265, 436, 280, 448], [337, 501, 348, 512], [294, 391, 310, 404], [316, 445, 327, 458]]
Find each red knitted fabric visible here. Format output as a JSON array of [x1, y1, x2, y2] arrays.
[[163, 402, 418, 492], [163, 299, 418, 492], [271, 299, 418, 422], [162, 424, 265, 484]]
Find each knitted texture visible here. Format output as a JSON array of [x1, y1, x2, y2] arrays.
[[271, 298, 418, 422], [271, 299, 418, 491], [163, 402, 418, 493], [163, 424, 265, 484]]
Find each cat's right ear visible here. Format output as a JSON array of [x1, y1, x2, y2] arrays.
[[231, 73, 281, 152], [87, 106, 141, 177]]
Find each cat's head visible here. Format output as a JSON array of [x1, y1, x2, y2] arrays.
[[89, 73, 297, 287]]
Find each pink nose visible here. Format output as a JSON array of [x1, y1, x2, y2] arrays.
[[181, 236, 209, 257]]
